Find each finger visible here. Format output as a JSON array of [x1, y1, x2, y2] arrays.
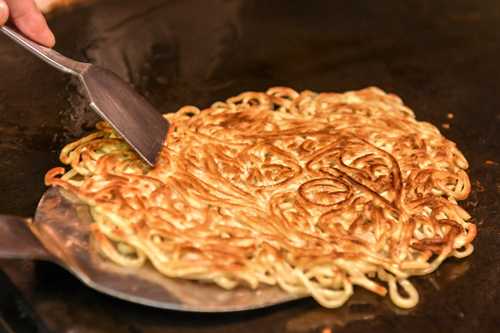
[[5, 0, 55, 47], [0, 0, 9, 26]]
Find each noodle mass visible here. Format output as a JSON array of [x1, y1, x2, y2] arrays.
[[45, 87, 476, 308]]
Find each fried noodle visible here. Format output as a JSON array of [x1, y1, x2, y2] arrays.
[[45, 87, 476, 308]]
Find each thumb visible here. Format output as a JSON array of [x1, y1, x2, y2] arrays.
[[0, 0, 9, 26]]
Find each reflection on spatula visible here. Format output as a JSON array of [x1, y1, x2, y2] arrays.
[[0, 21, 169, 167]]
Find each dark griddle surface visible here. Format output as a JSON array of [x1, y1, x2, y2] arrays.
[[1, 0, 499, 332]]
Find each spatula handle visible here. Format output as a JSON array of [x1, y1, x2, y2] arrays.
[[0, 215, 53, 260], [0, 21, 89, 75]]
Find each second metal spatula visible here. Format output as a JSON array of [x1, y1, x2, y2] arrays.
[[0, 21, 170, 167]]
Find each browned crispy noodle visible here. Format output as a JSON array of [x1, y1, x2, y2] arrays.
[[45, 87, 476, 308]]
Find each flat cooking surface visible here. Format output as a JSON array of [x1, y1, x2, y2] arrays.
[[1, 0, 499, 332]]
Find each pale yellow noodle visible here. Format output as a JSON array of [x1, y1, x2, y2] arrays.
[[45, 87, 476, 308]]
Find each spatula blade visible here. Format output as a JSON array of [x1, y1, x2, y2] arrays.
[[79, 65, 169, 166], [0, 22, 169, 167]]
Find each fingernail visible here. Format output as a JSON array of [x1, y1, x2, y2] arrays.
[[0, 0, 8, 25]]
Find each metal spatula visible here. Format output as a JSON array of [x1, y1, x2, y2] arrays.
[[0, 21, 170, 167], [0, 187, 299, 311]]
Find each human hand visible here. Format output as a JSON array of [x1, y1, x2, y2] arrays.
[[0, 0, 55, 47]]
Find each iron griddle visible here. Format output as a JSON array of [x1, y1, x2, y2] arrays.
[[0, 0, 499, 332]]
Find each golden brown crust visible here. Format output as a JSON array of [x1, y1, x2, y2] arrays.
[[46, 87, 476, 308]]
